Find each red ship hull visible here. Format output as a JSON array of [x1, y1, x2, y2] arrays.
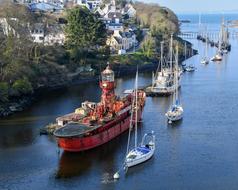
[[57, 109, 143, 152]]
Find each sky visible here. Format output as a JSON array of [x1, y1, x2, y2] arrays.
[[143, 0, 238, 13]]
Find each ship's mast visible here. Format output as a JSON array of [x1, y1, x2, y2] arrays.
[[184, 41, 187, 61], [161, 41, 164, 75], [134, 70, 138, 148], [169, 34, 173, 73], [175, 44, 179, 103]]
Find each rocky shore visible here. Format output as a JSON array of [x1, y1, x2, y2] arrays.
[[0, 97, 34, 117]]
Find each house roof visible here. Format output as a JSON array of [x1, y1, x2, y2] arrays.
[[45, 24, 64, 35], [114, 36, 122, 44], [107, 12, 122, 19], [118, 31, 134, 38], [29, 3, 63, 12], [108, 23, 123, 27]]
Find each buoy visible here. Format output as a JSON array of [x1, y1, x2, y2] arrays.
[[113, 172, 120, 179]]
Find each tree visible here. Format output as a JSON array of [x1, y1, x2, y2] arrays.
[[141, 36, 156, 58], [64, 7, 107, 65], [65, 7, 106, 49], [0, 82, 9, 103]]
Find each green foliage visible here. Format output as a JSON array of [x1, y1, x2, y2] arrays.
[[0, 82, 9, 103], [134, 2, 179, 36], [110, 51, 153, 65], [65, 7, 107, 50], [141, 36, 156, 58], [11, 78, 33, 97], [64, 7, 107, 66]]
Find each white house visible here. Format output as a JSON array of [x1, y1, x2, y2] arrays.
[[76, 0, 102, 10], [30, 23, 65, 45], [44, 24, 65, 45], [106, 30, 137, 54], [30, 23, 45, 43]]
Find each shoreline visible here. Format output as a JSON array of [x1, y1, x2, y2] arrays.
[[0, 62, 159, 118], [0, 52, 194, 118]]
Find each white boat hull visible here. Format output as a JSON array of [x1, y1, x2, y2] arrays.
[[125, 146, 155, 168], [166, 106, 183, 122], [201, 59, 209, 64], [211, 54, 222, 62]]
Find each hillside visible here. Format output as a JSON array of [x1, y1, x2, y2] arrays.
[[135, 2, 179, 36]]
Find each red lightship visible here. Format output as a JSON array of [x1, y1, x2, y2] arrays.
[[54, 65, 146, 152]]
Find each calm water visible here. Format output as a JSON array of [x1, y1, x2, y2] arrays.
[[1, 14, 238, 190]]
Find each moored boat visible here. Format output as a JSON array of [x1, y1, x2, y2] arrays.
[[147, 35, 181, 96], [54, 64, 146, 152], [185, 64, 196, 72], [124, 71, 155, 169], [201, 32, 209, 64], [166, 45, 184, 123], [211, 53, 222, 62]]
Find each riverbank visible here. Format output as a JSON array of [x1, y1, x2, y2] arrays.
[[0, 50, 196, 118], [0, 62, 159, 118]]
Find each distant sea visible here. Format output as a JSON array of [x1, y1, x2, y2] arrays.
[[178, 13, 238, 33], [178, 13, 238, 24]]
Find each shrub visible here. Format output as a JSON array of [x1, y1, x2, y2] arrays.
[[11, 78, 33, 96], [0, 82, 9, 103]]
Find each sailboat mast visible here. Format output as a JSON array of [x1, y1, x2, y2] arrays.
[[218, 18, 224, 53], [184, 42, 187, 60], [170, 34, 173, 73], [198, 13, 202, 35], [161, 41, 164, 74], [175, 45, 179, 102], [205, 33, 208, 58], [134, 70, 138, 148]]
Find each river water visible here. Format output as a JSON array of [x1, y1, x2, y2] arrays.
[[1, 14, 238, 190]]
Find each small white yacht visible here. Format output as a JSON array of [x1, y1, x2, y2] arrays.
[[166, 45, 184, 123], [166, 103, 184, 123], [124, 71, 155, 169], [185, 64, 196, 72], [211, 53, 222, 62], [125, 132, 155, 168], [201, 32, 209, 64]]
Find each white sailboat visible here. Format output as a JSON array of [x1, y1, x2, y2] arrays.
[[211, 39, 222, 62], [166, 45, 184, 123], [185, 64, 196, 72], [151, 41, 174, 95], [124, 71, 155, 169], [201, 33, 209, 64], [183, 41, 196, 72], [211, 20, 223, 62], [150, 34, 181, 95]]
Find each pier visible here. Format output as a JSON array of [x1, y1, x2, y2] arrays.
[[179, 31, 238, 40]]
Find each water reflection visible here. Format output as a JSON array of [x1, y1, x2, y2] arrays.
[[0, 127, 35, 149], [56, 131, 129, 179], [56, 151, 92, 178]]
